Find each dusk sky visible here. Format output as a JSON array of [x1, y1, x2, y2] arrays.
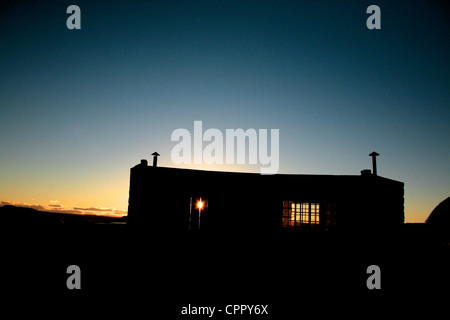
[[0, 1, 448, 222]]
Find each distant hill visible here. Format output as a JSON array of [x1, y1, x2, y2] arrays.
[[0, 205, 127, 226]]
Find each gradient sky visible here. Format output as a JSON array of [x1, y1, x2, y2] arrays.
[[0, 1, 448, 221]]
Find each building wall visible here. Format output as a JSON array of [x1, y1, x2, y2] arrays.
[[128, 163, 404, 234]]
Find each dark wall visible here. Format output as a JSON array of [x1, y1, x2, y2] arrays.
[[128, 164, 404, 234]]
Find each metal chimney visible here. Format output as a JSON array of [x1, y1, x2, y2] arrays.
[[151, 152, 160, 167], [369, 152, 379, 176]]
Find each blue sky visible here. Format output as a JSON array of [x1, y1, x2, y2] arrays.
[[0, 1, 448, 221]]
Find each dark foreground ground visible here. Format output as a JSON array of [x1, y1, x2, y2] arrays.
[[1, 206, 448, 318]]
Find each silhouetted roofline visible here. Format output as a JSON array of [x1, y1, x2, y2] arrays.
[[131, 164, 403, 185]]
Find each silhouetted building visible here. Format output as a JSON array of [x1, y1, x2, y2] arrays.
[[127, 156, 404, 233]]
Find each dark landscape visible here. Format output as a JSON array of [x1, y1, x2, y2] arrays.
[[1, 204, 448, 317]]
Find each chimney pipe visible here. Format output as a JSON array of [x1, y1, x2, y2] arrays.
[[151, 152, 160, 167], [369, 152, 379, 176]]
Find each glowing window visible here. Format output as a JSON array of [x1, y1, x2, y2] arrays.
[[282, 201, 320, 229]]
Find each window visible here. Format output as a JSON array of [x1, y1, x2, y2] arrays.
[[282, 201, 320, 229]]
